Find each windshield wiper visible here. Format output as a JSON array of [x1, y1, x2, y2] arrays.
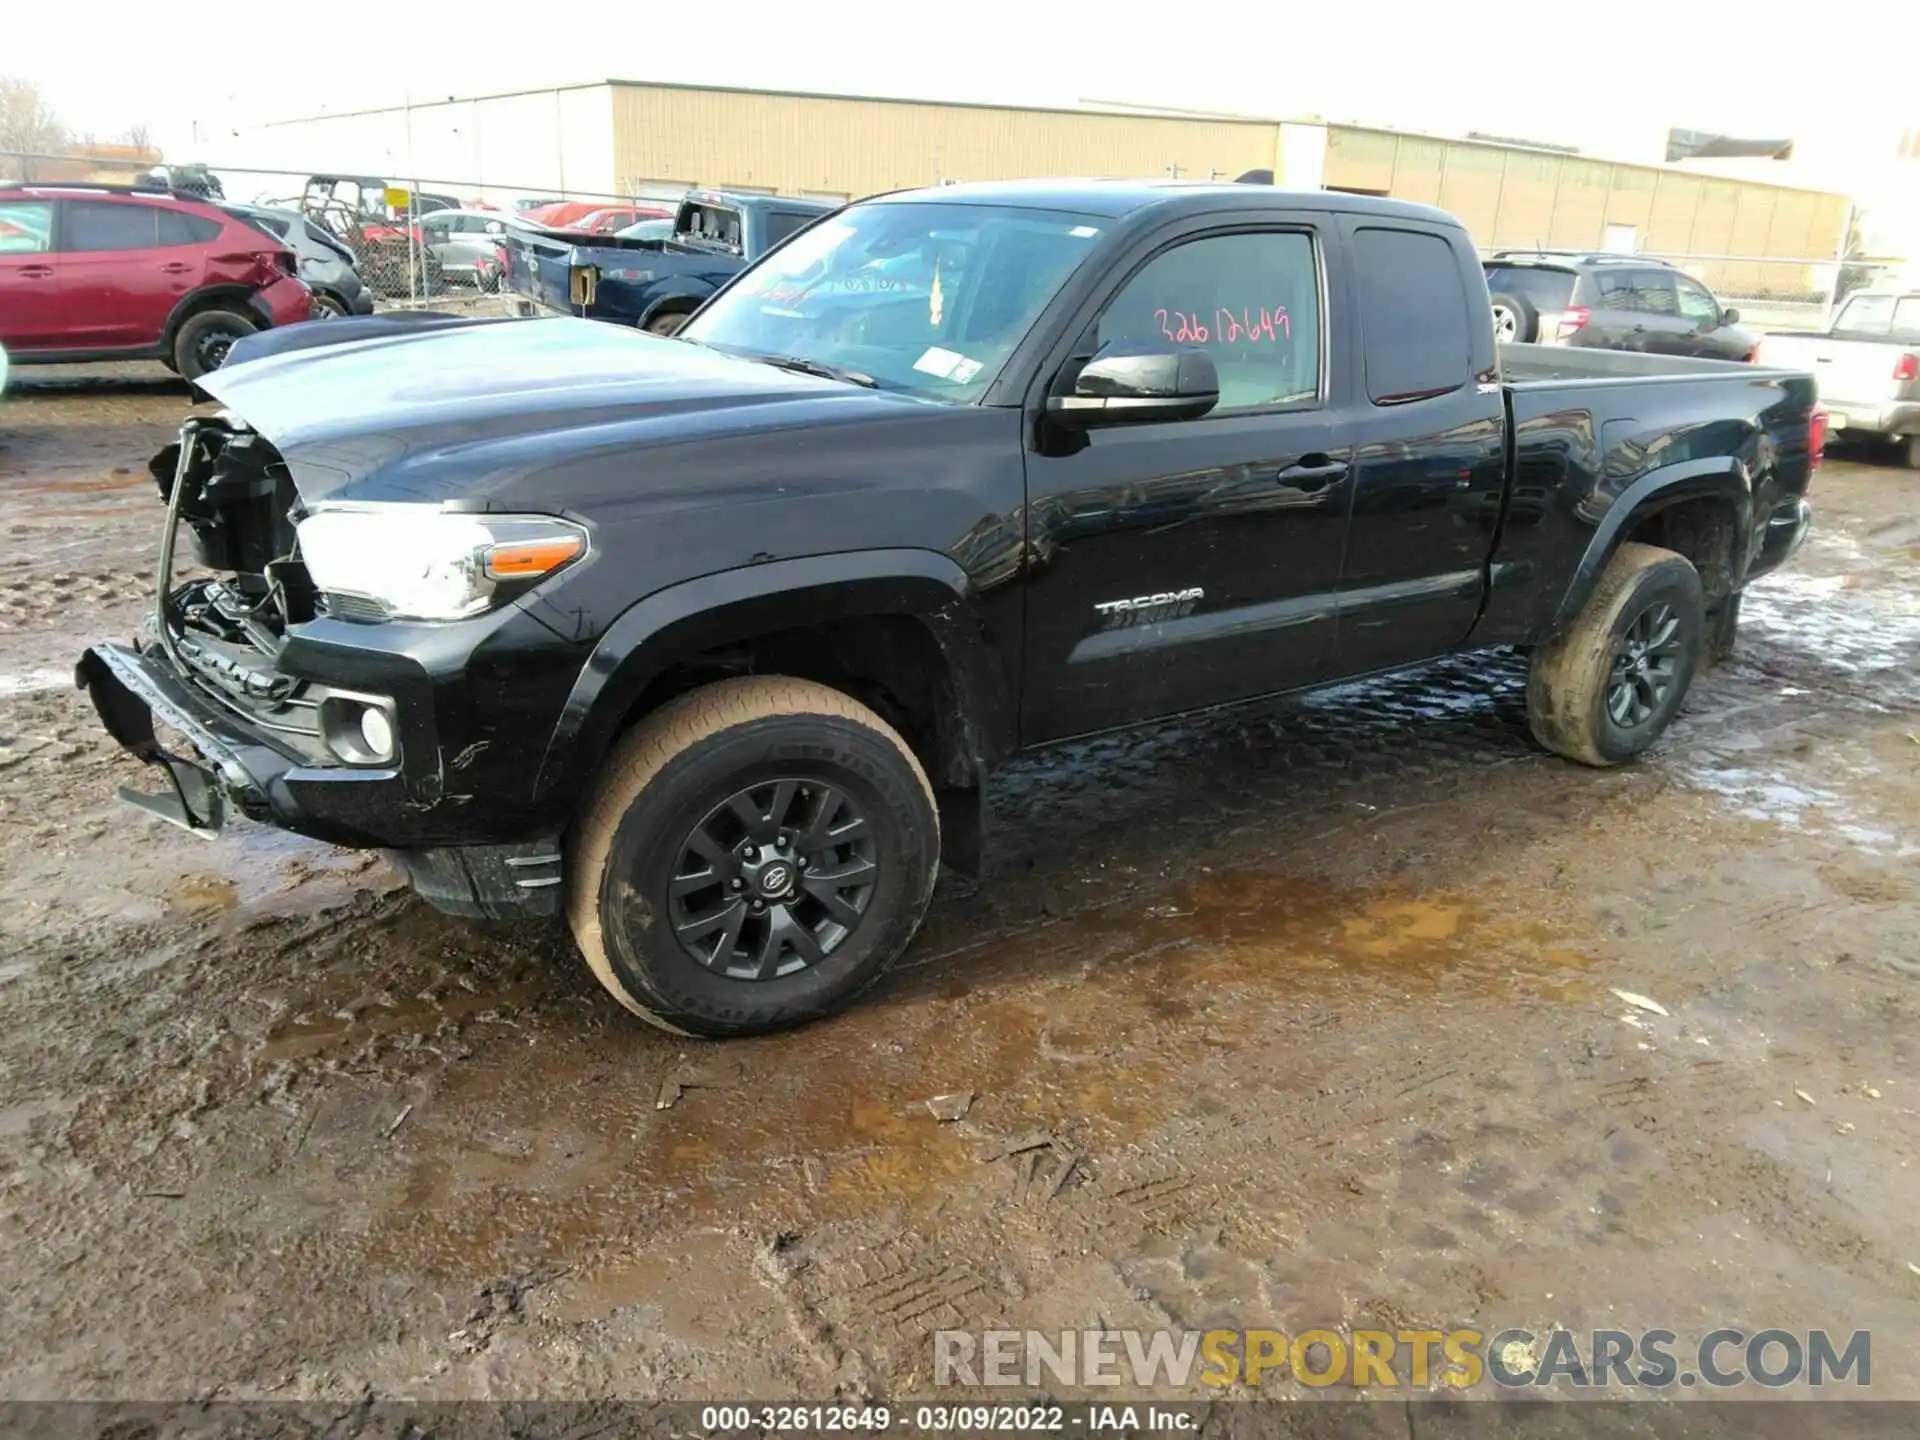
[[749, 353, 879, 389]]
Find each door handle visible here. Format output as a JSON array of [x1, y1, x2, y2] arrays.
[[161, 263, 193, 274], [18, 265, 54, 278], [1274, 456, 1349, 492]]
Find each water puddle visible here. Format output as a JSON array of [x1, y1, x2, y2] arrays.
[[347, 868, 1600, 1284]]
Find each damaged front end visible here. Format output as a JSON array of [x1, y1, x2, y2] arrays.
[[75, 411, 403, 830], [75, 412, 569, 919], [78, 413, 325, 832]]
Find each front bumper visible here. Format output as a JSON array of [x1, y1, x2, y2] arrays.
[[76, 641, 563, 918]]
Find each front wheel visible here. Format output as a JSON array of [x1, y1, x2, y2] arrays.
[[644, 311, 690, 337], [567, 677, 940, 1037], [1526, 542, 1704, 767]]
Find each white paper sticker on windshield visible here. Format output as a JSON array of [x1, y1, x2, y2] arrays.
[[1069, 225, 1099, 238], [914, 347, 966, 379]]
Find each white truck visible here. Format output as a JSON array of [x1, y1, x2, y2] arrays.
[[1756, 289, 1920, 468]]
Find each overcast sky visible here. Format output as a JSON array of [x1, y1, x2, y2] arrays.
[[13, 0, 1914, 165]]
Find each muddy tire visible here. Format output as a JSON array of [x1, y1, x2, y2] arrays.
[[1526, 542, 1704, 767], [173, 308, 256, 381], [567, 676, 940, 1037]]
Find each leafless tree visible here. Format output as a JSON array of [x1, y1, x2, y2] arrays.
[[0, 77, 70, 179], [124, 123, 153, 152]]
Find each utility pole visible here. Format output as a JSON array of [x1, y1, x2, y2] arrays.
[[1166, 162, 1183, 179]]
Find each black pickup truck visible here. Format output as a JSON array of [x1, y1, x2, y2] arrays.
[[78, 180, 1823, 1038], [504, 189, 837, 334]]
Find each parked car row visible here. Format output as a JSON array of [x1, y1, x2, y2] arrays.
[[0, 181, 315, 379]]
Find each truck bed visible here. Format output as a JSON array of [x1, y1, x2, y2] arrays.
[[1499, 342, 1793, 386]]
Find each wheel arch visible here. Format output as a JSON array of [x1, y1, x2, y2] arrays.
[[535, 549, 1013, 865], [160, 285, 265, 349], [1545, 459, 1753, 640], [636, 282, 714, 330]]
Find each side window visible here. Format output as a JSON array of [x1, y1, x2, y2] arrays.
[[1675, 278, 1719, 324], [1351, 227, 1471, 405], [1633, 272, 1679, 316], [0, 200, 54, 253], [765, 210, 818, 245], [1593, 271, 1640, 309], [1095, 231, 1321, 411], [1891, 297, 1920, 342], [65, 201, 158, 252], [1835, 294, 1894, 335], [156, 210, 220, 245]]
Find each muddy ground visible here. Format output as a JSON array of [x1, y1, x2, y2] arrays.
[[1, 365, 1918, 1404]]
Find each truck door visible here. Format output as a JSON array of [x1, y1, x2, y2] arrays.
[[1332, 220, 1507, 670], [0, 197, 60, 351], [1020, 217, 1354, 743]]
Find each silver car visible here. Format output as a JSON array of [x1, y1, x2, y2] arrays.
[[418, 209, 514, 287], [223, 203, 375, 317]]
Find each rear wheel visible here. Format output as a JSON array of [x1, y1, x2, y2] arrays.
[[172, 308, 256, 380], [567, 677, 940, 1037], [310, 292, 349, 319], [1526, 542, 1704, 766], [1490, 292, 1538, 344]]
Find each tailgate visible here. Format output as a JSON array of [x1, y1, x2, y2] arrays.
[[503, 230, 578, 314], [1757, 332, 1904, 407]]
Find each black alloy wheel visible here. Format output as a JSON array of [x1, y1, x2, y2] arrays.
[[665, 777, 878, 980], [1605, 600, 1684, 730]]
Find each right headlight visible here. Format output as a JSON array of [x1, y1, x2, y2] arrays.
[[297, 505, 587, 621]]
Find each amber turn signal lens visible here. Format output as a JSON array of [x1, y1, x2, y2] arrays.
[[484, 535, 584, 580]]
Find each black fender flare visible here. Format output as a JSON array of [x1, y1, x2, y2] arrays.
[[533, 548, 1012, 807], [1547, 457, 1754, 635]]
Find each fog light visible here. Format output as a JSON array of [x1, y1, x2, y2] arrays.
[[359, 705, 395, 762], [318, 692, 398, 766]]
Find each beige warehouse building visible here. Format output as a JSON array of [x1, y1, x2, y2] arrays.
[[241, 80, 1850, 298]]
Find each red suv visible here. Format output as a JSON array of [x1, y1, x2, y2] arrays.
[[0, 182, 313, 380]]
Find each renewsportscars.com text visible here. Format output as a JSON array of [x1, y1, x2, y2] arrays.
[[933, 1327, 1871, 1391]]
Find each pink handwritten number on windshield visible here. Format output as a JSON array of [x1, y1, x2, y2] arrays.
[[1155, 306, 1290, 344]]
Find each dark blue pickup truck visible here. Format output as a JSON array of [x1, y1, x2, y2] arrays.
[[505, 189, 837, 334]]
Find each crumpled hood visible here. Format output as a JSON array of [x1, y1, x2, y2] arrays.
[[198, 315, 920, 507]]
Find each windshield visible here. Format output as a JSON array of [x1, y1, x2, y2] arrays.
[[681, 201, 1109, 401]]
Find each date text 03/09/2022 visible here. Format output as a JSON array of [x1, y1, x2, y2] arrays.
[[698, 1404, 1183, 1433]]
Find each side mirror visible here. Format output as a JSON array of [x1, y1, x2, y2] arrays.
[[1720, 306, 1740, 326], [1047, 340, 1219, 426]]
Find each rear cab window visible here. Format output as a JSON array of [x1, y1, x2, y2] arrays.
[[1353, 228, 1473, 404], [677, 202, 745, 253]]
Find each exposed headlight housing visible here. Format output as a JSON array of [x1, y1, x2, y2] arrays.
[[297, 506, 586, 622]]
